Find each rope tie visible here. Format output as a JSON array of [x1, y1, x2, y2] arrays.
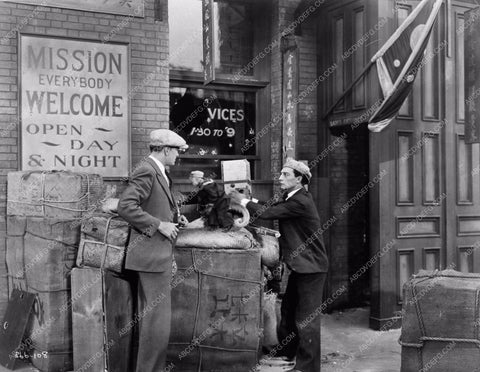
[[11, 171, 95, 214], [100, 216, 114, 270]]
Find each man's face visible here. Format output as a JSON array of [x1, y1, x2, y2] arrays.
[[189, 175, 202, 186], [279, 167, 301, 191], [164, 147, 180, 166]]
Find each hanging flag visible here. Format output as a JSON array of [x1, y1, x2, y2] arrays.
[[325, 0, 443, 132], [368, 0, 443, 131]]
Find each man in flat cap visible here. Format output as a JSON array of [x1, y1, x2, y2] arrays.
[[231, 158, 329, 372], [118, 128, 188, 372]]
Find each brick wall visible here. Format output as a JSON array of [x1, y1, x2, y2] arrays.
[[0, 0, 169, 316]]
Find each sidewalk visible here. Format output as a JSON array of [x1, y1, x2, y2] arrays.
[[260, 307, 401, 372], [0, 308, 401, 372]]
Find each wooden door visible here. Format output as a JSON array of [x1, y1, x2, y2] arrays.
[[370, 0, 479, 329], [445, 1, 480, 273]]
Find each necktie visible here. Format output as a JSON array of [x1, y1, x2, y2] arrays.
[[165, 171, 173, 190]]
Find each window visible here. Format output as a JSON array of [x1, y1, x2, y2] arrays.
[[169, 86, 256, 178], [169, 0, 255, 75], [168, 0, 271, 180]]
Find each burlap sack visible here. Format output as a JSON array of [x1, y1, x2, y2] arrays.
[[7, 171, 103, 218], [175, 227, 258, 249]]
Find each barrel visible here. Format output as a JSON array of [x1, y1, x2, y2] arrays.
[[167, 247, 263, 372], [401, 269, 480, 371]]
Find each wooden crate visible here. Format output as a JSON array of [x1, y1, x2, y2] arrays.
[[221, 160, 251, 195], [71, 267, 134, 372]]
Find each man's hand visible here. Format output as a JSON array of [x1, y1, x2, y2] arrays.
[[178, 215, 189, 227], [158, 222, 179, 241], [229, 189, 247, 204]]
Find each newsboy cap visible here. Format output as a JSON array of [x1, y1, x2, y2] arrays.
[[190, 170, 204, 178], [149, 129, 188, 150], [284, 158, 312, 182]]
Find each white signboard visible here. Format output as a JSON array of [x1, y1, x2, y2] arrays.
[[20, 35, 130, 178]]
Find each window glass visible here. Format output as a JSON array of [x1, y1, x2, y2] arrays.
[[169, 0, 255, 75], [215, 2, 254, 75], [169, 0, 203, 72], [169, 86, 256, 178]]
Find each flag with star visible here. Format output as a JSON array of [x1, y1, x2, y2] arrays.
[[368, 0, 443, 132], [324, 0, 443, 132]]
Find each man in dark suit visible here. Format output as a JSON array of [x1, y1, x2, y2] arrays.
[[118, 128, 188, 372], [231, 158, 329, 372]]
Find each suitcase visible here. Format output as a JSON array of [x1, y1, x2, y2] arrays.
[[71, 267, 134, 372], [401, 269, 480, 371]]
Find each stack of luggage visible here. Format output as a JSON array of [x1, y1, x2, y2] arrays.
[[71, 212, 134, 372], [5, 171, 103, 371]]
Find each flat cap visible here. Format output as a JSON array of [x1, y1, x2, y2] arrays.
[[284, 158, 312, 182], [149, 129, 188, 150], [190, 170, 204, 178]]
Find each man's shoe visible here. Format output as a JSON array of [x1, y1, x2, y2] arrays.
[[259, 355, 295, 367]]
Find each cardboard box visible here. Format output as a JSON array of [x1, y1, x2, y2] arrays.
[[221, 160, 251, 195]]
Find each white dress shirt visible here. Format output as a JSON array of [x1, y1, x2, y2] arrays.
[[239, 187, 302, 207], [149, 154, 169, 186]]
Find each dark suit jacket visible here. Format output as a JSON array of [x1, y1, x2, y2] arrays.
[[246, 188, 328, 273], [118, 157, 176, 272]]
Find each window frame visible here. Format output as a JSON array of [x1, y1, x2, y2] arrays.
[[168, 0, 272, 181]]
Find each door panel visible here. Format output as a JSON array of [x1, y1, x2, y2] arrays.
[[447, 2, 480, 273], [370, 0, 479, 329], [392, 0, 444, 305]]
